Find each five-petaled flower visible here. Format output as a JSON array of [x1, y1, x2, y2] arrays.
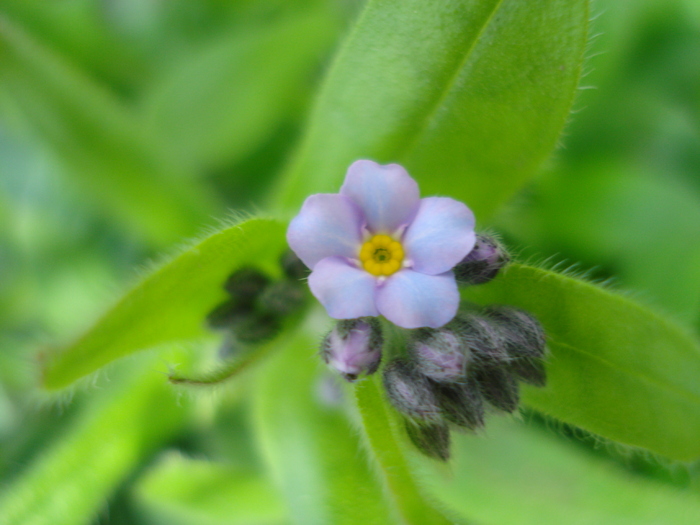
[[287, 160, 476, 329]]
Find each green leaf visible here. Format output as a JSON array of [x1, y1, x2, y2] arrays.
[[273, 0, 589, 220], [133, 453, 287, 525], [42, 218, 287, 390], [0, 355, 189, 525], [464, 263, 700, 461], [252, 328, 396, 525], [0, 13, 218, 245], [505, 164, 700, 323], [417, 417, 700, 525], [144, 8, 339, 171]]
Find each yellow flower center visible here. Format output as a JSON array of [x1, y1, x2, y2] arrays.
[[359, 234, 404, 276]]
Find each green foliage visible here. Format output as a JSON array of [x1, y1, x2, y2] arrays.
[[0, 355, 189, 525], [42, 218, 287, 390], [354, 375, 456, 524], [144, 8, 339, 172], [3, 0, 700, 523], [273, 0, 589, 220], [419, 417, 700, 524], [504, 163, 700, 324], [133, 453, 287, 525], [465, 263, 700, 461], [0, 13, 219, 246], [253, 331, 395, 525]]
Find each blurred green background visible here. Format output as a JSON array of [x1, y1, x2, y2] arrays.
[[0, 0, 699, 524]]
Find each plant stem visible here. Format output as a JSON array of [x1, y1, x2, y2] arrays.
[[354, 375, 457, 525]]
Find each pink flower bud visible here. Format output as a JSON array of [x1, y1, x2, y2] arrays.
[[320, 319, 383, 382]]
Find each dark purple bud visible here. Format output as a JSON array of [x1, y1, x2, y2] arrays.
[[508, 358, 546, 387], [484, 306, 547, 386], [280, 249, 310, 280], [320, 319, 383, 382], [258, 280, 306, 316], [206, 299, 249, 330], [454, 313, 509, 365], [473, 367, 520, 413], [484, 306, 546, 360], [234, 313, 282, 344], [383, 358, 442, 423], [433, 377, 485, 430], [410, 328, 468, 382], [404, 420, 451, 461], [224, 267, 270, 302], [454, 234, 510, 286]]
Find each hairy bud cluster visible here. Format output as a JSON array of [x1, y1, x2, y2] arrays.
[[454, 233, 510, 286], [383, 306, 546, 460], [206, 250, 309, 350], [321, 318, 383, 382]]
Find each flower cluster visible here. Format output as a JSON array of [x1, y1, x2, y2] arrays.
[[206, 251, 308, 353], [384, 307, 546, 460], [287, 160, 546, 460]]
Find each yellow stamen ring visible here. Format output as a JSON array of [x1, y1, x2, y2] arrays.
[[359, 234, 404, 276]]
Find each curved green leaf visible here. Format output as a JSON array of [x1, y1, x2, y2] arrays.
[[418, 417, 700, 525], [464, 263, 700, 461], [273, 0, 589, 220], [42, 218, 287, 390], [252, 329, 396, 525]]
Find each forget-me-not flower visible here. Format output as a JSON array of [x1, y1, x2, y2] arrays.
[[287, 160, 476, 328]]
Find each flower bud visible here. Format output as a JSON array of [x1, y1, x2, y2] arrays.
[[454, 313, 509, 365], [454, 234, 509, 285], [206, 299, 249, 330], [484, 306, 546, 359], [258, 280, 306, 316], [404, 420, 451, 461], [224, 267, 270, 302], [473, 367, 520, 413], [433, 378, 485, 430], [383, 358, 442, 423], [409, 328, 468, 382], [484, 306, 547, 386], [234, 312, 282, 344], [508, 358, 546, 387], [320, 319, 383, 382], [280, 249, 310, 280]]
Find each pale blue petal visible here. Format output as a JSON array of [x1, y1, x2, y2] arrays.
[[376, 270, 459, 329], [340, 160, 420, 234], [403, 197, 476, 275], [287, 194, 363, 269], [308, 257, 379, 319]]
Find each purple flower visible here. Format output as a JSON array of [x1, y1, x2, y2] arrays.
[[287, 160, 476, 328]]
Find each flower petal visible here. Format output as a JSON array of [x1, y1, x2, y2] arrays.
[[340, 160, 420, 234], [308, 257, 379, 319], [376, 270, 459, 329], [287, 194, 363, 269], [403, 197, 476, 275]]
